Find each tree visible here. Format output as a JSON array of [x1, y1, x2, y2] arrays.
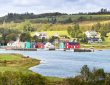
[[93, 68, 105, 81], [105, 74, 110, 85], [67, 24, 82, 38], [6, 33, 18, 42], [78, 16, 86, 22], [80, 65, 90, 81], [20, 32, 32, 42], [64, 17, 73, 23], [0, 28, 20, 45], [94, 23, 101, 32], [80, 33, 88, 43]]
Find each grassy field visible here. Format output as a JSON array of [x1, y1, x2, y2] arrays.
[[44, 31, 69, 37], [1, 14, 110, 32], [0, 54, 40, 73], [30, 20, 110, 31], [30, 14, 110, 23], [0, 54, 64, 84], [31, 30, 70, 37], [0, 54, 22, 61]]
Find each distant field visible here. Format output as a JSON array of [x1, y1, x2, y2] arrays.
[[1, 14, 110, 32], [31, 30, 70, 37], [44, 31, 69, 37], [30, 14, 110, 22]]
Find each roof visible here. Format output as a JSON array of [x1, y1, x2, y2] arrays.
[[8, 41, 15, 43], [87, 38, 99, 41], [67, 42, 80, 45]]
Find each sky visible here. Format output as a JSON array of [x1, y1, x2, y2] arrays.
[[0, 0, 110, 16]]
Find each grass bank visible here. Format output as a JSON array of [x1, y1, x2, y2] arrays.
[[0, 54, 64, 84], [0, 54, 40, 73]]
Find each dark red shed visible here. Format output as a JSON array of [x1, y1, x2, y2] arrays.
[[35, 42, 44, 49]]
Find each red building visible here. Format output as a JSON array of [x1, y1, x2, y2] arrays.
[[35, 42, 44, 49], [65, 42, 80, 49]]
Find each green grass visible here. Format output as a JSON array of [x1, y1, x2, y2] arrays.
[[30, 14, 110, 22], [1, 14, 110, 32], [0, 54, 40, 73], [44, 31, 69, 37], [0, 54, 64, 83], [0, 54, 22, 61], [46, 76, 64, 85], [46, 76, 63, 81], [31, 30, 71, 37]]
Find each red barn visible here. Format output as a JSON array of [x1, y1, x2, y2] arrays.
[[35, 42, 44, 49], [65, 42, 80, 49]]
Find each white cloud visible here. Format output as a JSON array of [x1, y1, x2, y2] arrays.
[[0, 0, 110, 16]]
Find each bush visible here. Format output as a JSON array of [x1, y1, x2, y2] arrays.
[[0, 71, 47, 85]]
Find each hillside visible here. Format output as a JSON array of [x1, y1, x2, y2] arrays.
[[30, 14, 110, 24], [0, 19, 110, 31], [0, 12, 110, 39], [1, 11, 110, 24]]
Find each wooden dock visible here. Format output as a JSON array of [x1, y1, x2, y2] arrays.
[[74, 48, 94, 52], [8, 48, 37, 51]]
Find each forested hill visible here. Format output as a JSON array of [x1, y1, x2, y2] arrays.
[[0, 12, 67, 23], [1, 8, 110, 23]]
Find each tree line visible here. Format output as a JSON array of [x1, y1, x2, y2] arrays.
[[0, 12, 67, 23], [63, 65, 110, 85], [1, 8, 110, 24]]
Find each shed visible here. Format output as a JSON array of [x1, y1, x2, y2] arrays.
[[35, 42, 44, 49], [31, 42, 36, 48], [26, 42, 31, 48], [65, 42, 80, 49], [59, 42, 65, 49]]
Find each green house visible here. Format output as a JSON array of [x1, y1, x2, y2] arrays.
[[26, 42, 31, 48], [59, 42, 65, 49]]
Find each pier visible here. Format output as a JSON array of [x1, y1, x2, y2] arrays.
[[8, 48, 37, 51]]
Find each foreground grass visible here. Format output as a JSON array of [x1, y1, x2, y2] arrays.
[[46, 76, 64, 85], [0, 54, 63, 84], [0, 54, 40, 73]]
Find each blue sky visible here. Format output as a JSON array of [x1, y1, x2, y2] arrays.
[[0, 0, 110, 16]]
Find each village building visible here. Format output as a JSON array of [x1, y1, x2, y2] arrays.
[[7, 41, 18, 47], [65, 42, 80, 49], [35, 42, 44, 49], [35, 32, 48, 39], [85, 31, 102, 43], [44, 42, 55, 49], [7, 38, 26, 49]]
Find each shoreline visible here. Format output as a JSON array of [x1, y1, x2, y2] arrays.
[[0, 53, 41, 73]]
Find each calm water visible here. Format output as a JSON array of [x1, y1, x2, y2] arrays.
[[0, 49, 110, 78]]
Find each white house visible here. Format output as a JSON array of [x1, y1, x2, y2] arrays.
[[35, 32, 48, 39], [85, 31, 102, 43], [85, 31, 101, 38], [7, 41, 18, 47], [44, 42, 55, 49], [7, 38, 26, 48]]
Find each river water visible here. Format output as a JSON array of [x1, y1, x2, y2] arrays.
[[0, 49, 110, 78]]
